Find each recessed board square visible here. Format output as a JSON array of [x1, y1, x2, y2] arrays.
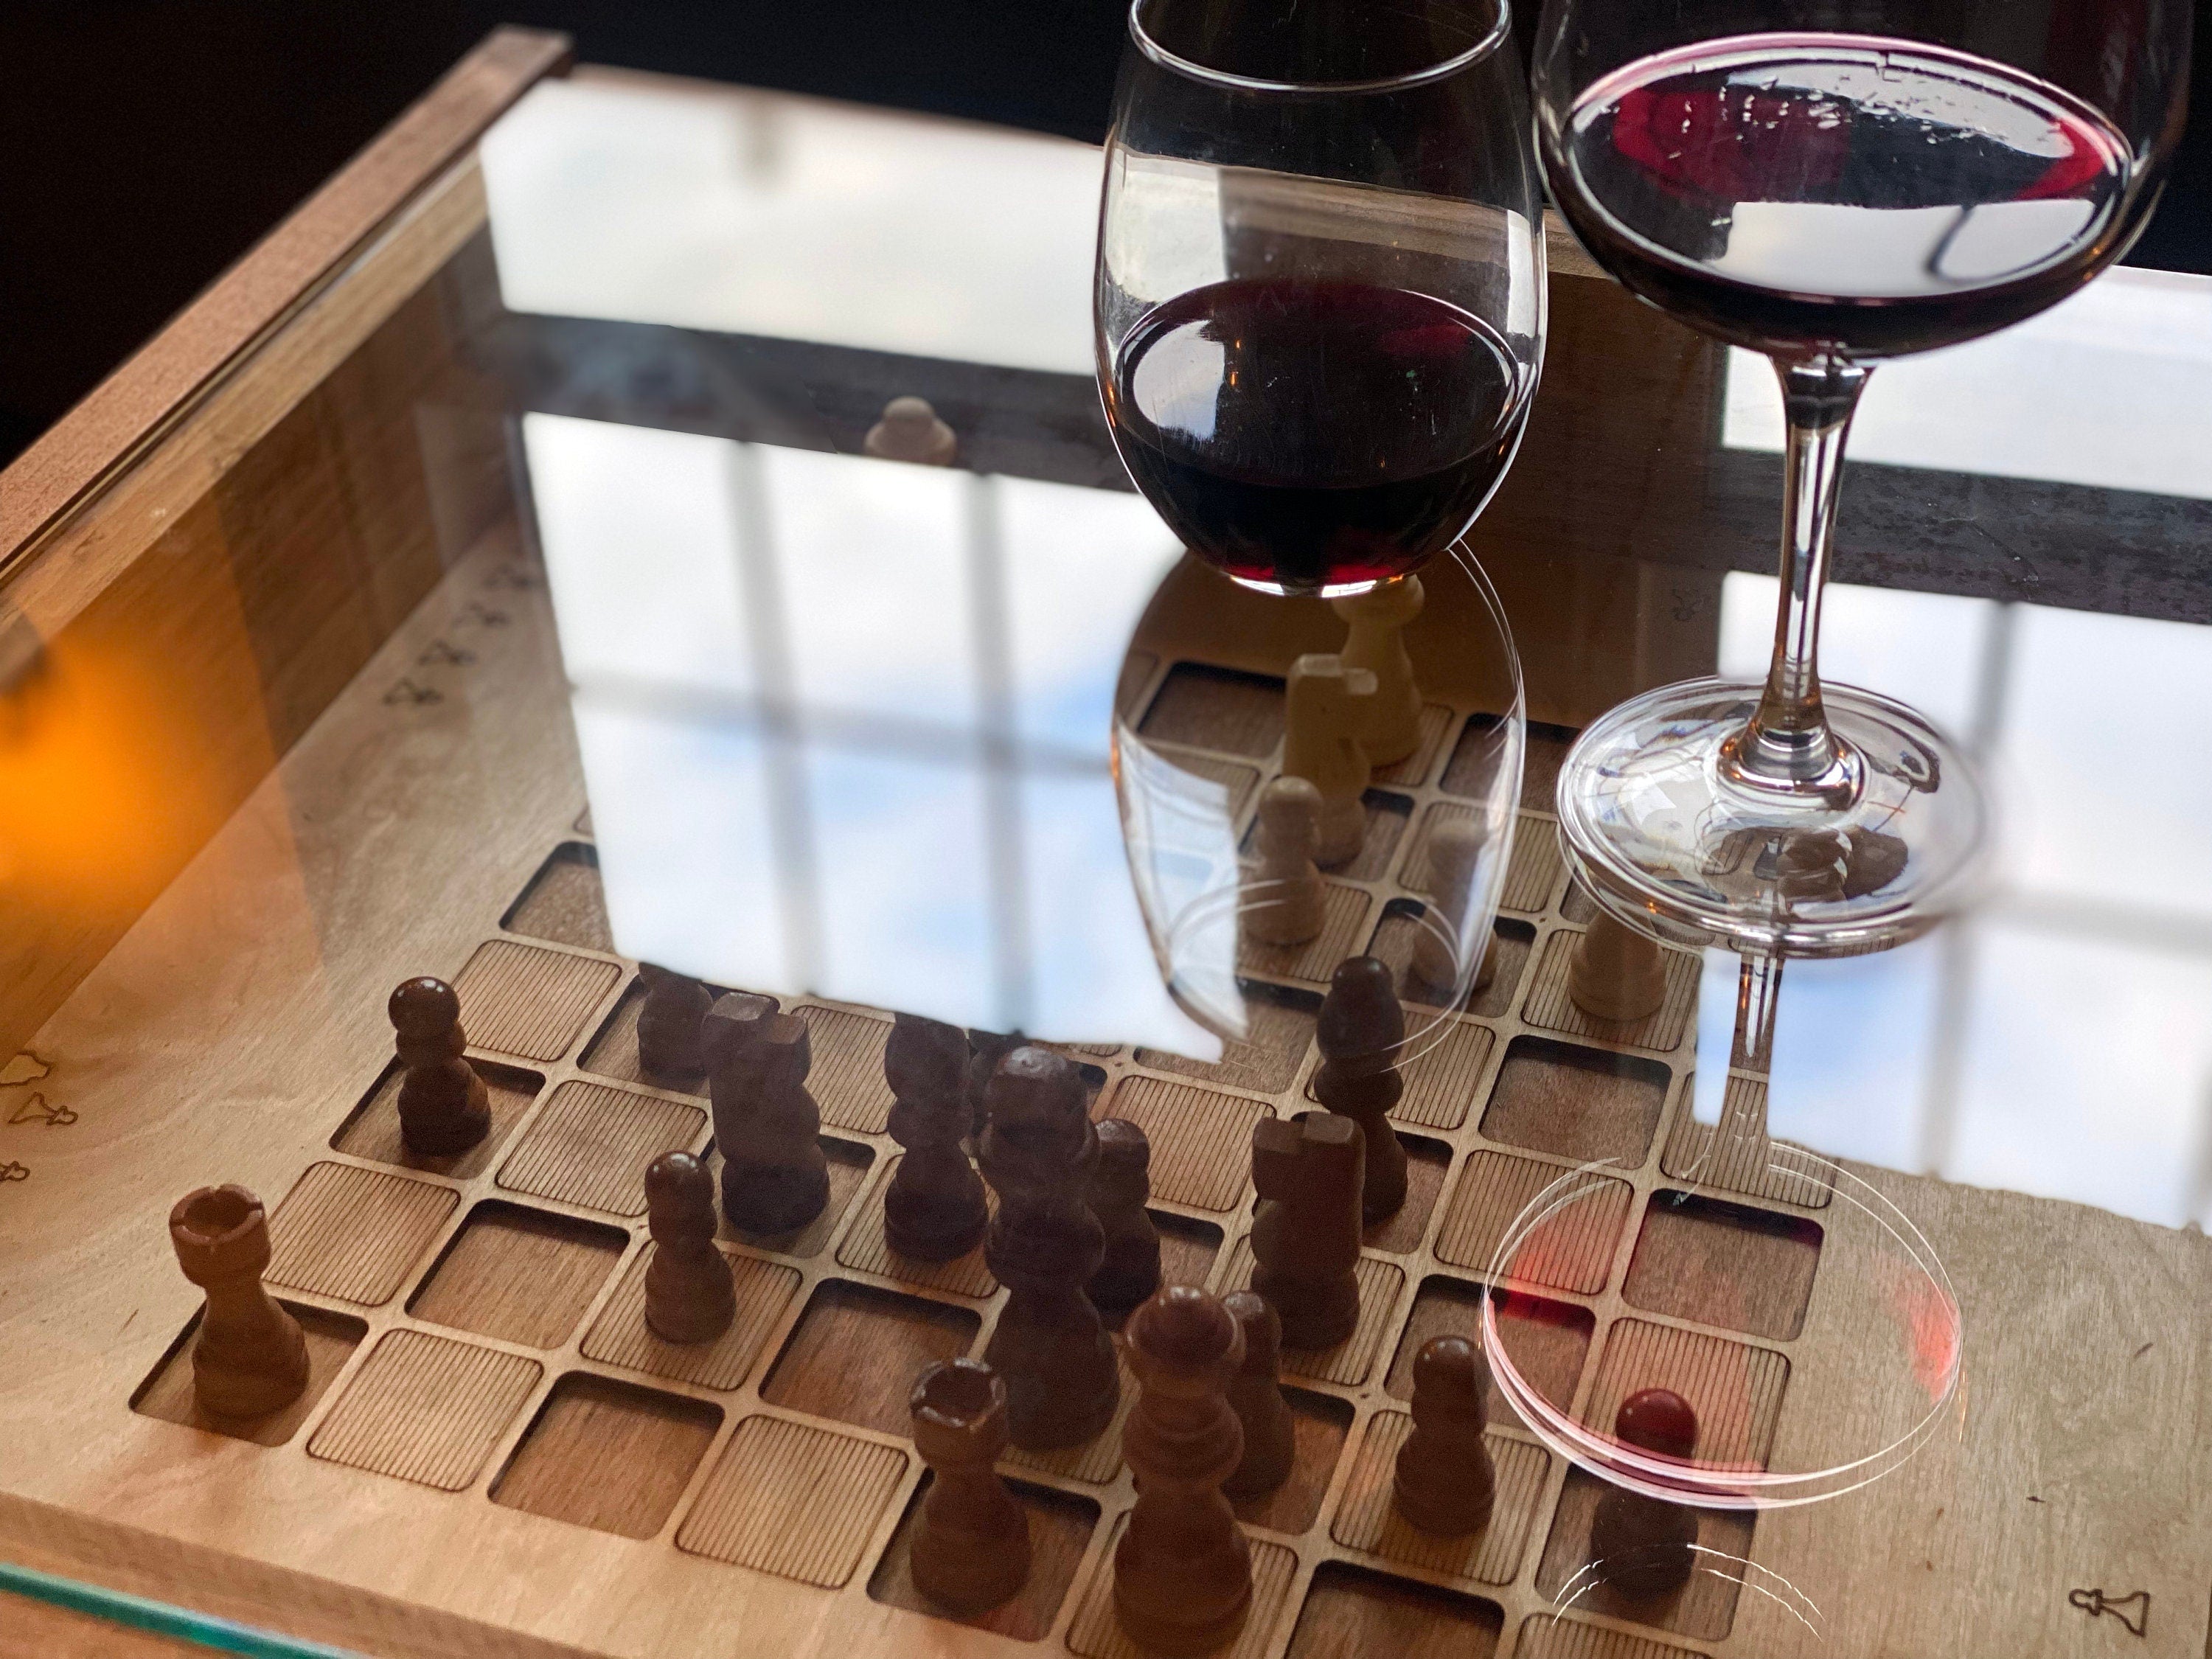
[[1435, 1151, 1632, 1294], [1480, 1037, 1668, 1166], [133, 1304, 365, 1447], [1099, 1076, 1273, 1212], [1370, 703, 1454, 788], [1368, 914, 1534, 1026], [1290, 1564, 1504, 1659], [1150, 1211, 1224, 1305], [309, 1329, 540, 1491], [837, 1155, 997, 1299], [408, 1202, 626, 1350], [579, 975, 741, 1091], [496, 1079, 706, 1217], [492, 1374, 720, 1539], [760, 1280, 980, 1436], [1237, 883, 1373, 986], [1623, 1191, 1823, 1340], [1515, 1616, 1705, 1659], [1138, 663, 1285, 757], [794, 1004, 895, 1134], [1223, 1242, 1403, 1388], [1136, 986, 1317, 1097], [503, 842, 613, 953], [1362, 1129, 1449, 1256], [1246, 790, 1409, 882], [712, 1136, 872, 1259], [1444, 717, 1575, 813], [1066, 1518, 1297, 1659], [869, 1477, 1099, 1640], [266, 1162, 456, 1306], [678, 1414, 907, 1587], [1521, 929, 1699, 1054], [454, 939, 622, 1062], [332, 1059, 541, 1180], [1233, 1387, 1350, 1536], [1582, 1318, 1789, 1473], [1405, 806, 1562, 915], [582, 1244, 799, 1391], [1661, 1093, 1836, 1210], [1535, 1467, 1754, 1641], [1330, 1412, 1548, 1585], [1388, 1277, 1594, 1430]]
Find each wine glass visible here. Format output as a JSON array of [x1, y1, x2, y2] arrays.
[[1095, 0, 1547, 599], [1534, 0, 2191, 958]]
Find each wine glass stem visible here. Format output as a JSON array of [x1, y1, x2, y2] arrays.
[[1719, 355, 1871, 804], [1718, 953, 1784, 1143]]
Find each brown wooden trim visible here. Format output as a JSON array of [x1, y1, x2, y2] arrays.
[[0, 25, 570, 575]]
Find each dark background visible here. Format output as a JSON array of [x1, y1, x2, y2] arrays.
[[1, 0, 2205, 467]]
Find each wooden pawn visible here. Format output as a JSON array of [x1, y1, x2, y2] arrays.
[[643, 1151, 734, 1343], [1313, 956, 1409, 1222], [1392, 1335, 1495, 1534], [1589, 1388, 1701, 1599], [1221, 1290, 1295, 1502], [1244, 776, 1326, 947], [884, 1012, 988, 1262], [1087, 1117, 1161, 1315], [389, 976, 489, 1155], [1569, 912, 1669, 1024]]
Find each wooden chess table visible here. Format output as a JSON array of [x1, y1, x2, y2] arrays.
[[4, 30, 2210, 1659]]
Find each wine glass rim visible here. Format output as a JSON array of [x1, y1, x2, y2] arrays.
[[1127, 0, 1513, 94]]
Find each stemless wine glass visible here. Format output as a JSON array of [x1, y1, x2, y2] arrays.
[[1534, 0, 2190, 956], [1096, 0, 1547, 599]]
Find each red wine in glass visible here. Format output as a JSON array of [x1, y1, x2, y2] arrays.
[[1104, 277, 1534, 595], [1549, 33, 2135, 360]]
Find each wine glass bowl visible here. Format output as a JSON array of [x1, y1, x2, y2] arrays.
[[1096, 0, 1547, 597]]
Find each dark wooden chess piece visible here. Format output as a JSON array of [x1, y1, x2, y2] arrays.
[[1085, 1117, 1161, 1315], [908, 1358, 1032, 1613], [978, 1046, 1119, 1450], [703, 992, 829, 1235], [1221, 1290, 1295, 1502], [389, 976, 490, 1155], [169, 1186, 309, 1419], [643, 1151, 735, 1343], [1248, 1114, 1363, 1349], [635, 963, 712, 1077], [1393, 1335, 1495, 1534], [1589, 1388, 1701, 1599], [964, 1027, 1023, 1139], [1313, 956, 1408, 1222], [884, 1012, 988, 1261], [1115, 1285, 1253, 1657]]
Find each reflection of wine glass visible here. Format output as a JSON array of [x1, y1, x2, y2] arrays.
[[1534, 0, 2189, 956], [1095, 0, 1546, 599]]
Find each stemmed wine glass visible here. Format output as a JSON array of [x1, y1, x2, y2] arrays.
[[1534, 0, 2191, 964]]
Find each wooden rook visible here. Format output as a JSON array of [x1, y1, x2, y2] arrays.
[[1331, 574, 1425, 767], [1244, 776, 1326, 947], [979, 1046, 1120, 1450], [1569, 912, 1669, 1024], [1588, 1388, 1701, 1599], [1393, 1335, 1495, 1535], [643, 1151, 734, 1344], [884, 1012, 989, 1262], [964, 1027, 1023, 1140], [1221, 1290, 1295, 1502], [1116, 1285, 1253, 1657], [1313, 956, 1410, 1223], [1281, 653, 1376, 868], [908, 1358, 1031, 1613], [388, 976, 490, 1155], [1412, 815, 1496, 995], [1248, 1115, 1363, 1350], [168, 1186, 308, 1419], [703, 992, 830, 1236], [634, 963, 712, 1077], [1087, 1117, 1161, 1315]]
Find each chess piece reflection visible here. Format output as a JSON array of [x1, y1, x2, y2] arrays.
[[169, 1186, 309, 1419], [1331, 574, 1425, 767], [1245, 776, 1326, 947], [865, 395, 959, 465], [1314, 956, 1410, 1222], [1393, 1335, 1495, 1534], [1222, 1290, 1295, 1502], [1588, 1388, 1701, 1599], [1281, 654, 1376, 868], [1248, 1115, 1363, 1349], [1087, 1118, 1162, 1315], [908, 1358, 1032, 1613], [1568, 913, 1668, 1024], [644, 1152, 736, 1343], [389, 976, 490, 1155]]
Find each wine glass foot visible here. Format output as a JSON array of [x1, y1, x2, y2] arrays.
[[1555, 676, 1990, 957]]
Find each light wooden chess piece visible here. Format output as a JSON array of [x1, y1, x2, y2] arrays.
[[1331, 574, 1425, 767], [1244, 775, 1326, 947], [389, 976, 490, 1155], [1115, 1286, 1253, 1657], [1589, 1388, 1701, 1599], [169, 1186, 309, 1419], [884, 1012, 989, 1262], [1393, 1335, 1495, 1534], [1222, 1290, 1295, 1502], [908, 1358, 1032, 1613], [703, 993, 830, 1235], [979, 1047, 1120, 1449], [1569, 912, 1669, 1024], [1313, 956, 1410, 1223], [1248, 1115, 1363, 1349], [644, 1151, 735, 1344], [1412, 815, 1496, 995], [635, 964, 712, 1078], [865, 395, 959, 466], [1281, 654, 1376, 868], [1087, 1117, 1161, 1315]]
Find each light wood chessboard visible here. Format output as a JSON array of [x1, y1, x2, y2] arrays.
[[4, 528, 2211, 1659]]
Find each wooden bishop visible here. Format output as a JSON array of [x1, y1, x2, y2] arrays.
[[1313, 956, 1410, 1222], [1393, 1335, 1495, 1534], [1281, 653, 1375, 867], [388, 976, 489, 1155], [1248, 1115, 1363, 1350], [703, 993, 830, 1235], [643, 1151, 735, 1343], [908, 1358, 1031, 1613], [884, 1012, 988, 1262], [1331, 573, 1425, 766], [169, 1186, 309, 1419]]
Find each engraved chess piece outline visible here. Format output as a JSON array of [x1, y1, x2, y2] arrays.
[[8, 1093, 76, 1127], [1331, 573, 1425, 767], [908, 1358, 1032, 1613], [1249, 1114, 1364, 1350], [1392, 1335, 1495, 1534], [1244, 775, 1327, 947], [389, 977, 490, 1155], [703, 993, 831, 1236], [1281, 653, 1377, 868], [884, 1012, 990, 1262], [643, 1151, 737, 1344], [1221, 1290, 1295, 1502], [169, 1185, 310, 1419], [1087, 1117, 1162, 1315], [2068, 1587, 2149, 1637], [1313, 956, 1410, 1223]]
